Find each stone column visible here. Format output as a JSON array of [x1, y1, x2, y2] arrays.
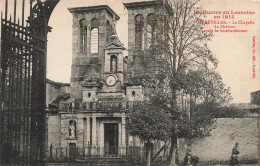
[[87, 24, 91, 56], [85, 117, 90, 156], [91, 116, 97, 155], [121, 117, 126, 156], [83, 118, 86, 143], [99, 122, 104, 156], [118, 122, 121, 156]]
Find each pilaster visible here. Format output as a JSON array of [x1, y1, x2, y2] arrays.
[[99, 122, 104, 156], [91, 116, 97, 155], [121, 117, 126, 156], [77, 118, 84, 149]]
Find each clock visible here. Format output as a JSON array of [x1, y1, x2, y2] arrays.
[[106, 75, 116, 86]]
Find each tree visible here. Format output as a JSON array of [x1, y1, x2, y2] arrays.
[[126, 99, 172, 166], [128, 0, 232, 165], [183, 69, 233, 106]]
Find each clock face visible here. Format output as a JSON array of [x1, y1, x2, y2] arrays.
[[106, 75, 116, 86]]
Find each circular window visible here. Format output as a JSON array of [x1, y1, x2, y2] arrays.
[[88, 92, 91, 98], [132, 91, 136, 96]]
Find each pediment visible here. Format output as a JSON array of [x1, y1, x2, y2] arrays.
[[105, 42, 125, 50]]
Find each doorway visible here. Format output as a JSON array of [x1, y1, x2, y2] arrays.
[[69, 143, 77, 159], [104, 123, 118, 155]]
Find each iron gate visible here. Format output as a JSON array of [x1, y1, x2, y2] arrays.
[[0, 0, 59, 165]]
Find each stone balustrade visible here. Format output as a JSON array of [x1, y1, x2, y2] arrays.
[[59, 101, 144, 112]]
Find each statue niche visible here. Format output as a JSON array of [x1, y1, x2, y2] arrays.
[[110, 55, 117, 72], [68, 120, 76, 139]]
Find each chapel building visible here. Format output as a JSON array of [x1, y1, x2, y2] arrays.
[[46, 1, 172, 158]]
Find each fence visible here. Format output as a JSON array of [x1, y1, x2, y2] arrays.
[[47, 144, 171, 164]]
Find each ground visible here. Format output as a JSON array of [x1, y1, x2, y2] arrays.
[[45, 163, 259, 166]]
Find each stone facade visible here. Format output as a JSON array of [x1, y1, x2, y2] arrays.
[[125, 1, 157, 74], [124, 1, 172, 77]]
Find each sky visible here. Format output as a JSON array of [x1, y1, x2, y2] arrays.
[[1, 0, 259, 103]]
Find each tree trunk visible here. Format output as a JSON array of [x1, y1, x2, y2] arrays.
[[168, 86, 178, 166], [169, 136, 177, 166], [147, 142, 152, 166]]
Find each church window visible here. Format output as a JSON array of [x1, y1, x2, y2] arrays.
[[135, 15, 144, 50], [91, 18, 99, 54], [147, 14, 157, 48], [80, 19, 87, 53], [132, 91, 136, 96], [88, 92, 91, 98], [68, 120, 76, 139], [110, 55, 117, 72]]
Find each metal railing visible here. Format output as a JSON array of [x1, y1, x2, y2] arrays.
[[47, 145, 170, 164]]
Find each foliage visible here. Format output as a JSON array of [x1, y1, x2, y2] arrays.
[[126, 99, 172, 166], [126, 100, 172, 142], [183, 69, 233, 105], [177, 102, 216, 139]]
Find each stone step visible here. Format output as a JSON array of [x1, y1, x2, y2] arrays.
[[45, 163, 133, 166], [75, 161, 128, 164], [46, 157, 132, 166], [45, 159, 132, 166], [45, 164, 133, 166], [74, 157, 129, 164]]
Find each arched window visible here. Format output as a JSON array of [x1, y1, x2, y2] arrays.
[[135, 15, 144, 50], [80, 19, 87, 53], [110, 55, 117, 72], [68, 120, 76, 139], [106, 20, 111, 43], [91, 18, 99, 54], [147, 14, 157, 48]]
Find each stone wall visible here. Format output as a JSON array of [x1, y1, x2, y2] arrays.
[[45, 80, 70, 158], [179, 118, 259, 163], [46, 114, 61, 158]]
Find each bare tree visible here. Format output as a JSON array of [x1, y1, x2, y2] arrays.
[[127, 0, 233, 165]]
